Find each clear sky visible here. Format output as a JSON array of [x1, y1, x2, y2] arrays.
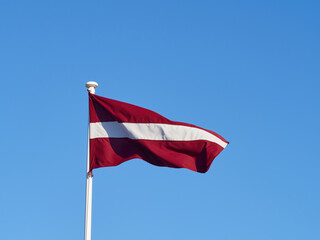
[[1, 1, 319, 239]]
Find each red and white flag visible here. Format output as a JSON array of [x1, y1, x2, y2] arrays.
[[89, 93, 228, 173]]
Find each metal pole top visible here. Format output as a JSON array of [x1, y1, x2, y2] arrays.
[[86, 81, 98, 94]]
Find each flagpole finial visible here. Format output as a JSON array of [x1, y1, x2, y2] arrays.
[[86, 81, 98, 94]]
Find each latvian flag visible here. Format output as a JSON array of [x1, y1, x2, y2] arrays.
[[89, 93, 228, 173]]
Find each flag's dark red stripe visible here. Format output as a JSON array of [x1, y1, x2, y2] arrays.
[[90, 138, 225, 173], [89, 93, 228, 143]]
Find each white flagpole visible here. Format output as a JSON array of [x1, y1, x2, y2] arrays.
[[85, 81, 98, 240]]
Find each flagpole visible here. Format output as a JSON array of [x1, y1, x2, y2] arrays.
[[85, 81, 98, 240]]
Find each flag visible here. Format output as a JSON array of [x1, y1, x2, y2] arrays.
[[89, 93, 228, 173]]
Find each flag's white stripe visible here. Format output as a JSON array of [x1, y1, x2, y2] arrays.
[[90, 122, 228, 148]]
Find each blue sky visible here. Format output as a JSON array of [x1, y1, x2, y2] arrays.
[[1, 1, 319, 239]]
